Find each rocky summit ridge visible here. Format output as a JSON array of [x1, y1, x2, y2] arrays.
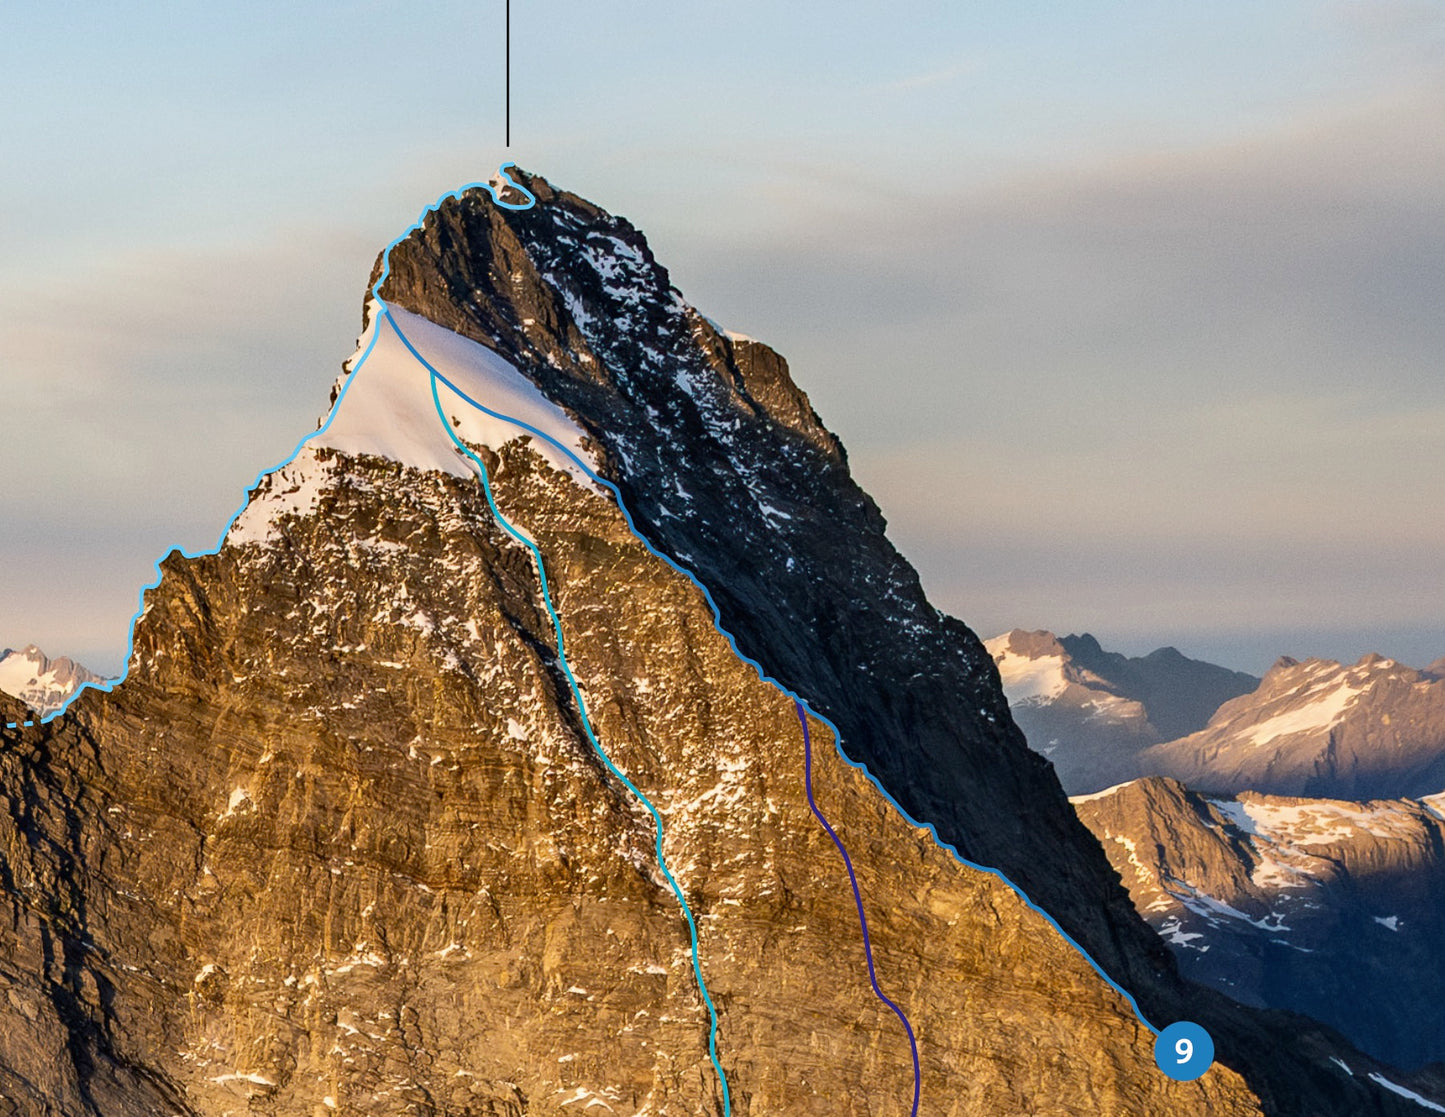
[[1140, 653, 1445, 799], [0, 169, 1431, 1115]]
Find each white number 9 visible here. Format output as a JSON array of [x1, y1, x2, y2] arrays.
[[1175, 1038, 1193, 1064]]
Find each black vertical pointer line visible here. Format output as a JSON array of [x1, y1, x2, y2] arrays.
[[505, 0, 511, 146]]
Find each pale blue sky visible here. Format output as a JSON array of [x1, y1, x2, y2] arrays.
[[2, 2, 1442, 674]]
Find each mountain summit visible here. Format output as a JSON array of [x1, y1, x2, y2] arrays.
[[0, 170, 1428, 1114], [1140, 653, 1445, 798]]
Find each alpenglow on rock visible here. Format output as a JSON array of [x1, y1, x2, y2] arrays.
[[0, 169, 1431, 1115]]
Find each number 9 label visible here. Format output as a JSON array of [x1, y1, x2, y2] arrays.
[[1155, 1021, 1214, 1081]]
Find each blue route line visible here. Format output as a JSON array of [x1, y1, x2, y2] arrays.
[[378, 279, 1163, 1042], [8, 166, 536, 734], [413, 317, 733, 1115], [6, 168, 1165, 1099], [796, 700, 921, 1114]]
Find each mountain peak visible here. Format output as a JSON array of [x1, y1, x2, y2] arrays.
[[988, 628, 1068, 660], [373, 168, 845, 473], [0, 170, 1414, 1116], [1142, 651, 1445, 799], [1060, 631, 1104, 657], [0, 643, 103, 716]]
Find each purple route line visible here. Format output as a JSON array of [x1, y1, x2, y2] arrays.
[[796, 699, 922, 1115]]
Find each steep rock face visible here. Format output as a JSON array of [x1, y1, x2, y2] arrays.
[[1074, 777, 1445, 1070], [1140, 655, 1445, 799], [369, 171, 1433, 1114], [0, 170, 1428, 1116], [0, 435, 1264, 1111], [375, 176, 1169, 996], [0, 644, 104, 716]]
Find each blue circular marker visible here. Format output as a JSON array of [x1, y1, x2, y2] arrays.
[[1154, 1021, 1214, 1081]]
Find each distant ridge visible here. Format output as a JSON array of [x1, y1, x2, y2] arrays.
[[1074, 776, 1445, 1070], [985, 629, 1258, 794], [1058, 633, 1260, 741], [1140, 653, 1445, 799], [0, 644, 103, 716]]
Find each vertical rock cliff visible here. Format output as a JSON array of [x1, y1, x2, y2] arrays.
[[0, 170, 1429, 1115]]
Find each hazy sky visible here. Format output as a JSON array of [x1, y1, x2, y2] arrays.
[[2, 2, 1442, 675]]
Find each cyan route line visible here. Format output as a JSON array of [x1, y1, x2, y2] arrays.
[[11, 165, 536, 734], [796, 700, 922, 1114], [414, 318, 734, 1114], [378, 257, 1162, 1039], [10, 167, 1162, 1066]]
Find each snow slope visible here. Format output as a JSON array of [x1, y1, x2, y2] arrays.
[[1141, 654, 1445, 798], [229, 308, 599, 546]]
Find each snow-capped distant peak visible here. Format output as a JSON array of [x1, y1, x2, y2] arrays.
[[1140, 651, 1445, 799], [0, 644, 103, 716], [985, 630, 1069, 705]]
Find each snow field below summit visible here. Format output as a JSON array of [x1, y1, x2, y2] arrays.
[[1246, 678, 1366, 746], [324, 307, 598, 485], [0, 652, 61, 705], [984, 641, 1067, 705], [227, 307, 600, 546]]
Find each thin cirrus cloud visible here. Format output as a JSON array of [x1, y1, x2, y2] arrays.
[[2, 4, 1442, 675], [879, 57, 985, 92], [665, 76, 1445, 671]]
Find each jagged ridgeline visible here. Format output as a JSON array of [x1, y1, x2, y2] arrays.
[[0, 170, 1426, 1115]]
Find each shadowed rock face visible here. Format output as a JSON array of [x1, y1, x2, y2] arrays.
[[376, 175, 1168, 992], [369, 172, 1432, 1115], [0, 172, 1428, 1115], [1074, 777, 1445, 1070]]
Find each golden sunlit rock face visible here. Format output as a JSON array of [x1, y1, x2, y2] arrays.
[[0, 440, 1260, 1114], [0, 173, 1419, 1116]]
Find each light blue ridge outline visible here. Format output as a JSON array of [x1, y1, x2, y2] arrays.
[[419, 335, 732, 1113], [381, 303, 1164, 1042], [6, 169, 1165, 1107], [8, 166, 538, 734], [6, 306, 383, 732]]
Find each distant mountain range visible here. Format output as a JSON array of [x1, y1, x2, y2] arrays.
[[994, 630, 1445, 1070], [1074, 776, 1445, 1071], [989, 631, 1445, 801], [0, 644, 102, 716], [1141, 654, 1445, 799], [985, 629, 1258, 793]]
